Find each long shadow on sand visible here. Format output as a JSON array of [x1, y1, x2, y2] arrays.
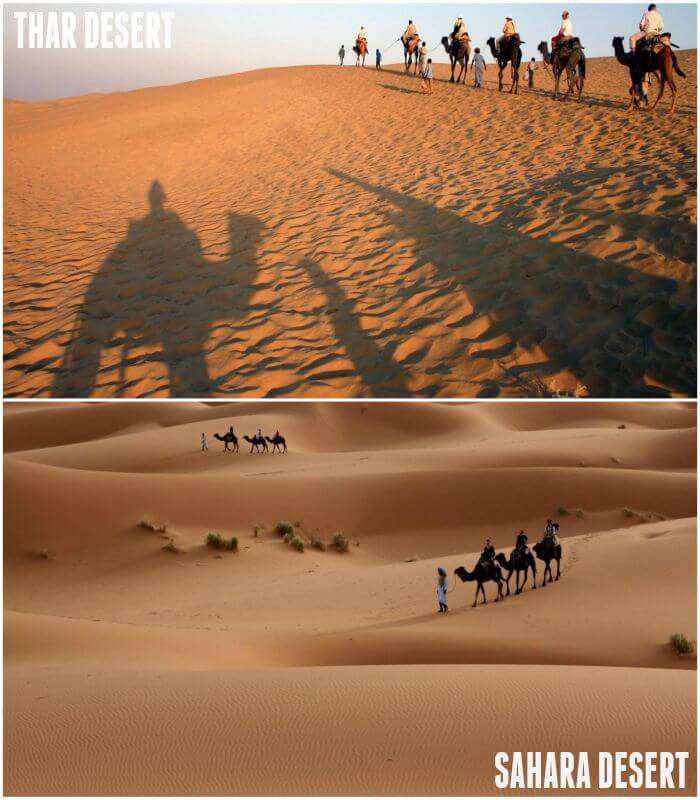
[[327, 168, 696, 397], [300, 258, 411, 396], [52, 181, 262, 397]]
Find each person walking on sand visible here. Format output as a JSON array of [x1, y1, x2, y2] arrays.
[[339, 44, 345, 65], [201, 432, 208, 452], [421, 58, 434, 93], [471, 47, 486, 87], [418, 40, 429, 75], [375, 48, 382, 69], [437, 567, 449, 613], [526, 57, 536, 88]]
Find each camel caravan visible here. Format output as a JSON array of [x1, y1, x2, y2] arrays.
[[202, 426, 288, 454], [439, 523, 563, 611], [349, 4, 685, 111]]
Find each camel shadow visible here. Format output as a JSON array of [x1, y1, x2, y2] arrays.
[[300, 258, 411, 396], [378, 83, 420, 95], [327, 168, 695, 397], [51, 181, 262, 397]]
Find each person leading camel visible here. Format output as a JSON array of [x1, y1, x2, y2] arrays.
[[420, 59, 434, 93], [436, 567, 449, 612], [497, 16, 517, 54], [552, 10, 574, 53], [338, 44, 345, 66], [630, 4, 664, 52], [419, 41, 429, 75], [472, 47, 486, 87], [201, 432, 208, 452]]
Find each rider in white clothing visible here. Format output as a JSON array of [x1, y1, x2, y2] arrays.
[[630, 4, 664, 51]]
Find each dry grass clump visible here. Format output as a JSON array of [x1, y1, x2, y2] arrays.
[[332, 532, 349, 553], [274, 521, 294, 538], [310, 536, 326, 551], [162, 537, 181, 553], [670, 633, 694, 657], [206, 532, 238, 552], [139, 518, 166, 533], [291, 536, 305, 552]]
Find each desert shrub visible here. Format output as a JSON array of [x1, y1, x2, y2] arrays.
[[332, 532, 349, 553], [275, 521, 294, 537], [139, 518, 166, 533], [575, 508, 584, 519], [206, 532, 224, 549], [404, 555, 418, 563], [618, 424, 626, 429], [557, 506, 568, 516], [253, 525, 263, 538], [291, 536, 305, 552], [227, 537, 238, 552], [30, 549, 50, 560], [310, 536, 326, 551], [670, 633, 694, 656], [623, 507, 635, 518], [283, 531, 294, 544], [162, 538, 180, 553]]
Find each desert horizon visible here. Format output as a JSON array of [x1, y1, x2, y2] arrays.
[[3, 400, 697, 794], [4, 47, 696, 399]]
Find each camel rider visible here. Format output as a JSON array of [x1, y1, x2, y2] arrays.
[[515, 529, 529, 552], [402, 19, 419, 48], [357, 26, 367, 47], [450, 16, 469, 44], [552, 10, 573, 52], [497, 16, 517, 54], [480, 538, 496, 563], [630, 4, 665, 52], [544, 519, 560, 547]]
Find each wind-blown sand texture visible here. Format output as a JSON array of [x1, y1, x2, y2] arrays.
[[4, 402, 696, 794], [4, 53, 696, 398]]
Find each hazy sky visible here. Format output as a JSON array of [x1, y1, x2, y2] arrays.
[[4, 2, 697, 100]]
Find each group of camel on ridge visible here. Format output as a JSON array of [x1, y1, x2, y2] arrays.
[[454, 535, 563, 607], [356, 20, 685, 112], [212, 427, 287, 454]]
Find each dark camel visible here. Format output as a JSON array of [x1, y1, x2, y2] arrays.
[[402, 35, 420, 74], [495, 549, 537, 595], [486, 35, 523, 93], [533, 539, 562, 586], [537, 39, 586, 101], [441, 35, 472, 84], [265, 433, 287, 453], [454, 561, 505, 607], [353, 38, 367, 67], [612, 35, 685, 113], [243, 434, 269, 454], [213, 428, 239, 453]]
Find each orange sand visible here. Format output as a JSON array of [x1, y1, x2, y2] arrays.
[[4, 53, 696, 398]]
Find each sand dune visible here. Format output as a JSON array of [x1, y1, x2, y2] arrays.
[[4, 402, 696, 794], [4, 53, 696, 398]]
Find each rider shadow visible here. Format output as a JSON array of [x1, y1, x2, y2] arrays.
[[52, 181, 262, 397], [300, 258, 411, 397], [326, 168, 695, 397]]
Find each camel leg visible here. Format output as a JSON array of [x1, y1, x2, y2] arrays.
[[498, 67, 504, 92], [650, 76, 665, 110], [555, 557, 561, 581], [481, 583, 487, 605], [505, 572, 511, 596], [531, 565, 537, 590], [472, 584, 479, 608]]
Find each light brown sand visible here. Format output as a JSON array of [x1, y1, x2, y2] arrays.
[[4, 54, 696, 398], [4, 402, 696, 794]]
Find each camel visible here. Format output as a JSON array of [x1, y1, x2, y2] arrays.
[[243, 434, 269, 454], [537, 39, 586, 101], [353, 38, 367, 67], [533, 539, 562, 586], [213, 429, 239, 453], [454, 561, 505, 607], [495, 549, 537, 595], [265, 433, 287, 454], [486, 35, 523, 94], [402, 35, 420, 74], [441, 35, 472, 84], [612, 35, 685, 113]]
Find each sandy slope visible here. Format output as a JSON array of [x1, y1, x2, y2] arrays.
[[4, 53, 696, 398], [4, 402, 696, 794]]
